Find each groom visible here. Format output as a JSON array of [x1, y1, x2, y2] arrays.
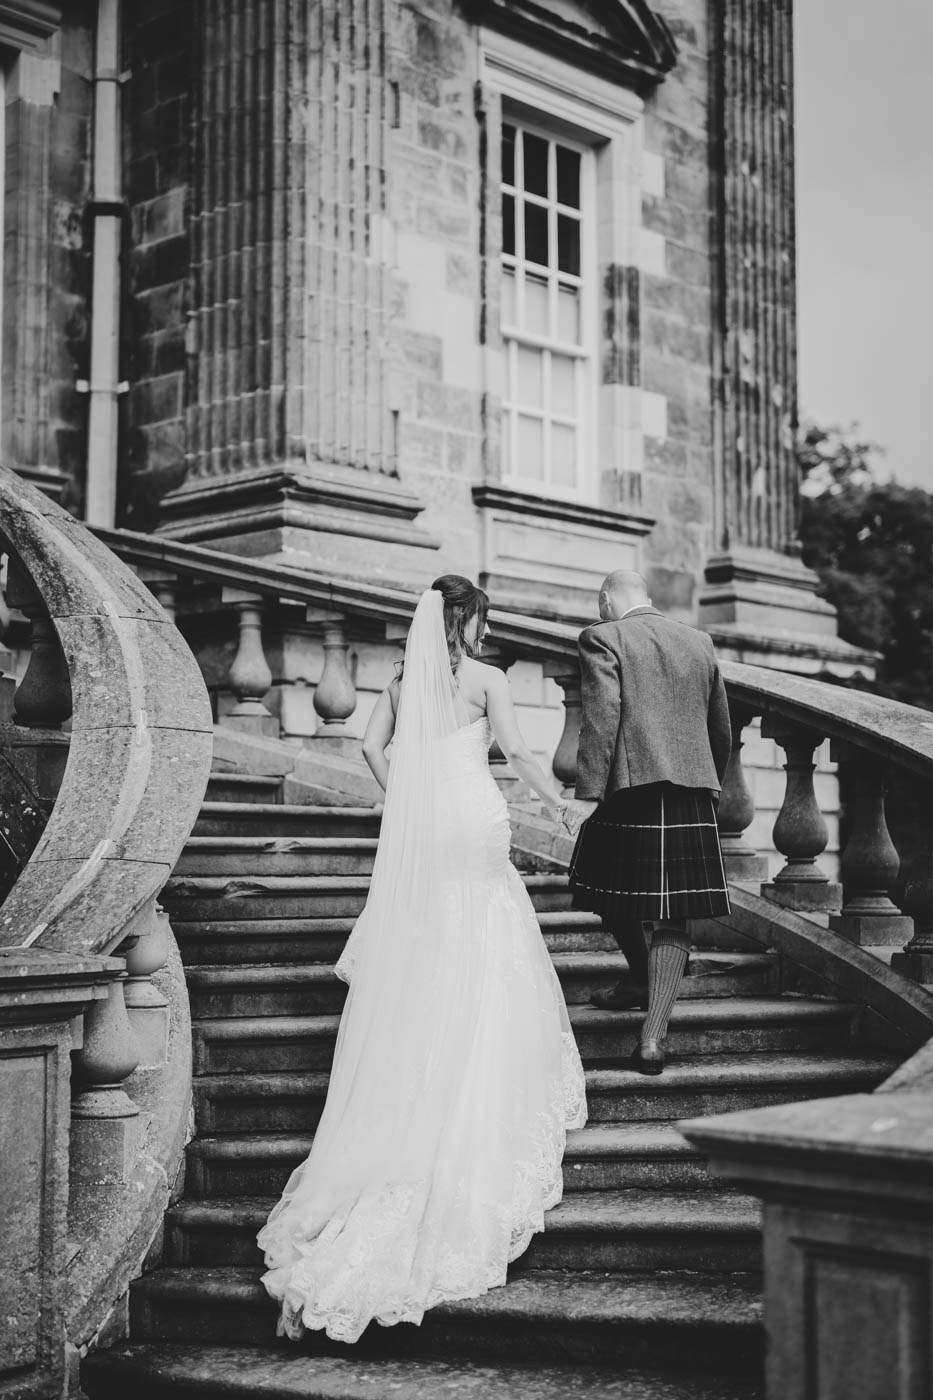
[[564, 571, 732, 1074]]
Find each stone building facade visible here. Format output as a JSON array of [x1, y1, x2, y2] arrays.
[[0, 0, 867, 831]]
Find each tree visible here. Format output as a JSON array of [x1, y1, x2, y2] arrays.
[[797, 421, 881, 497], [797, 422, 933, 711]]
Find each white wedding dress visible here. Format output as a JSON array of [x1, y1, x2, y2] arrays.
[[257, 592, 587, 1344]]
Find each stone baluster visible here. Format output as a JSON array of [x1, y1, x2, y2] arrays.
[[70, 971, 148, 1185], [891, 855, 933, 987], [717, 704, 768, 881], [760, 718, 842, 911], [4, 561, 73, 730], [223, 588, 277, 736], [71, 972, 140, 1121], [13, 608, 72, 729], [3, 563, 72, 800], [118, 899, 171, 1067], [828, 754, 913, 953], [312, 622, 358, 736], [543, 660, 582, 796], [147, 574, 179, 624]]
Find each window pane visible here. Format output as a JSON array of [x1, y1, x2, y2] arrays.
[[516, 415, 544, 479], [524, 201, 548, 267], [551, 354, 576, 418], [556, 145, 580, 208], [522, 132, 548, 197], [551, 422, 577, 486], [517, 345, 543, 409], [502, 193, 515, 257], [502, 123, 515, 187], [557, 284, 580, 343], [502, 268, 516, 325], [557, 214, 580, 275], [524, 273, 549, 336]]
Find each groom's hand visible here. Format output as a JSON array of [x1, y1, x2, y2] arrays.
[[561, 799, 598, 837]]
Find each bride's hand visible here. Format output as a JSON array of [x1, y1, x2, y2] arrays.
[[560, 799, 597, 837]]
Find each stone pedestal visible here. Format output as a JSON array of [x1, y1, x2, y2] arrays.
[[0, 949, 115, 1400], [682, 1091, 933, 1400], [699, 548, 838, 643], [761, 879, 842, 914]]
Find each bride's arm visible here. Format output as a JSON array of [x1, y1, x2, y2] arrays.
[[484, 667, 565, 817], [361, 687, 397, 791]]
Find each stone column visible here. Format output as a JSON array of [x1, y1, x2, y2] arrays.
[[699, 0, 838, 645], [163, 0, 435, 583]]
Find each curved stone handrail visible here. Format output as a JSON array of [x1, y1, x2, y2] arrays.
[[97, 524, 933, 782], [0, 470, 214, 956]]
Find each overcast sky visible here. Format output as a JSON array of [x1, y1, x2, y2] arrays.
[[794, 0, 933, 488]]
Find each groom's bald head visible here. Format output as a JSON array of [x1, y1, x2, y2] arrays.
[[598, 570, 650, 621]]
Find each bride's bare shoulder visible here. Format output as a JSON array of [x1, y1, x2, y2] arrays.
[[461, 656, 507, 690]]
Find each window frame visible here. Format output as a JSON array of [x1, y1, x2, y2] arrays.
[[479, 27, 646, 509], [499, 112, 598, 501]]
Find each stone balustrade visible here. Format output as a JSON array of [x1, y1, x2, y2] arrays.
[[0, 471, 212, 1397], [96, 525, 933, 998]]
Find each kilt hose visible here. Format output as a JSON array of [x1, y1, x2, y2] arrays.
[[569, 782, 731, 927]]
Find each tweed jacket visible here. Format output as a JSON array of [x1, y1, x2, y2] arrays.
[[575, 607, 732, 803]]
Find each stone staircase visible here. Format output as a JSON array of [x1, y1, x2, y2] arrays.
[[82, 767, 899, 1400]]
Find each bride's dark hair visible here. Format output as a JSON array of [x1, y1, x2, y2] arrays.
[[432, 574, 489, 670], [396, 574, 489, 681]]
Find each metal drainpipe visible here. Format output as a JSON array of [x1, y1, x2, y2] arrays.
[[84, 0, 124, 527]]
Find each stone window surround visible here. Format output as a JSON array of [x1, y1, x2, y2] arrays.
[[478, 25, 648, 511], [499, 114, 598, 501]]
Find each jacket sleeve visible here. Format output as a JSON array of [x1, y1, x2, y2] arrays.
[[575, 627, 622, 803], [706, 660, 732, 787]]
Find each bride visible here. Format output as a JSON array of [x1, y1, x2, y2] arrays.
[[257, 575, 587, 1344]]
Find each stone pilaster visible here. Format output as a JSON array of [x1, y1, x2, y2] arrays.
[[699, 0, 844, 662], [161, 0, 437, 584]]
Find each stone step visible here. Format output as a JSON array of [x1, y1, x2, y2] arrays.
[[126, 1267, 764, 1372], [82, 1341, 764, 1400], [194, 803, 382, 838], [183, 951, 780, 1020], [172, 909, 616, 965], [190, 1053, 894, 1136], [191, 996, 853, 1077], [185, 1123, 715, 1199], [206, 774, 283, 805], [163, 1190, 762, 1274], [163, 873, 576, 924], [175, 837, 381, 878]]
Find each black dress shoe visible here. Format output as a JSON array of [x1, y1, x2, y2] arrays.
[[591, 981, 648, 1011], [628, 1039, 665, 1075]]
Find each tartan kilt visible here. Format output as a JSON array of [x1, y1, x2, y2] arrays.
[[568, 782, 731, 924]]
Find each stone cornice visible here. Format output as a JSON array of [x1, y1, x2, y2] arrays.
[[473, 483, 655, 537], [462, 0, 677, 92], [0, 1, 61, 52]]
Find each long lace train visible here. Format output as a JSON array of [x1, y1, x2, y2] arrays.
[[257, 716, 587, 1344]]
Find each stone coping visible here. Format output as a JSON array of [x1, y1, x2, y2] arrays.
[[0, 468, 214, 957], [683, 1091, 933, 1168]]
